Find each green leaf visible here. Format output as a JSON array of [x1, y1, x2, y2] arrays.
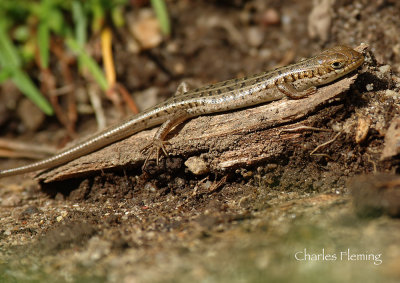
[[111, 5, 125, 27], [90, 0, 104, 33], [13, 26, 30, 42], [72, 0, 87, 47], [0, 20, 21, 68], [0, 20, 53, 115], [47, 9, 65, 34], [0, 68, 12, 83], [20, 38, 36, 63], [12, 69, 54, 115], [66, 37, 108, 91], [150, 0, 170, 36]]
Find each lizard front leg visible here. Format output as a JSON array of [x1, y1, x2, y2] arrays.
[[276, 83, 317, 99]]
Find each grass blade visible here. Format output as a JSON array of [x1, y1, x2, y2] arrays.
[[0, 21, 53, 115], [66, 37, 109, 91], [72, 0, 87, 47], [12, 69, 54, 115], [150, 0, 171, 36], [0, 20, 20, 68]]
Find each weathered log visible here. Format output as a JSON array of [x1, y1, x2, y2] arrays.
[[37, 74, 357, 183]]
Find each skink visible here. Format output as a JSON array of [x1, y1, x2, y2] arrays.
[[0, 45, 364, 177]]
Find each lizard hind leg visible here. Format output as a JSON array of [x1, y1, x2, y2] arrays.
[[141, 111, 191, 170], [141, 139, 171, 169]]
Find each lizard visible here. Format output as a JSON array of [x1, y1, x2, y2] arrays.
[[0, 45, 364, 178]]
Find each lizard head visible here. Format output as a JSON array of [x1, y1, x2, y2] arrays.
[[317, 45, 364, 75], [288, 45, 364, 90]]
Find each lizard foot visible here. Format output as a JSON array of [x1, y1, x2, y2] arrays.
[[141, 139, 171, 169]]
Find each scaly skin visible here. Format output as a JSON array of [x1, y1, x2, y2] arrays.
[[0, 45, 364, 177]]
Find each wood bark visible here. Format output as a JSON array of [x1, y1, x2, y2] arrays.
[[37, 74, 357, 183]]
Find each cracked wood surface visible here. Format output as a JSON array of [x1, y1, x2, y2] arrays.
[[36, 74, 357, 183]]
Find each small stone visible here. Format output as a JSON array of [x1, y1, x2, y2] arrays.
[[173, 62, 185, 75], [261, 8, 280, 26], [246, 27, 265, 48], [379, 65, 391, 75], [185, 156, 209, 175], [241, 170, 253, 179], [355, 116, 371, 144], [128, 9, 163, 50], [385, 90, 400, 98], [166, 41, 179, 53]]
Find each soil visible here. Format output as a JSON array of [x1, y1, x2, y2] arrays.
[[1, 1, 400, 282]]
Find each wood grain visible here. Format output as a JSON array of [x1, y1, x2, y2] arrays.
[[37, 74, 358, 183]]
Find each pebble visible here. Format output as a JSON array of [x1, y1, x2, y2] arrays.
[[185, 156, 209, 175], [261, 8, 280, 26], [128, 9, 163, 50], [246, 27, 265, 48], [378, 65, 391, 75], [385, 90, 399, 98], [355, 116, 371, 144]]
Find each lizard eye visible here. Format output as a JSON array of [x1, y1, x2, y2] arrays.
[[331, 61, 344, 69]]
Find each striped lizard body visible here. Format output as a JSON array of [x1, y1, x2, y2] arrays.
[[0, 45, 364, 177]]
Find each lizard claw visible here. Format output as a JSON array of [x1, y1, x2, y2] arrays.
[[141, 139, 171, 169]]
